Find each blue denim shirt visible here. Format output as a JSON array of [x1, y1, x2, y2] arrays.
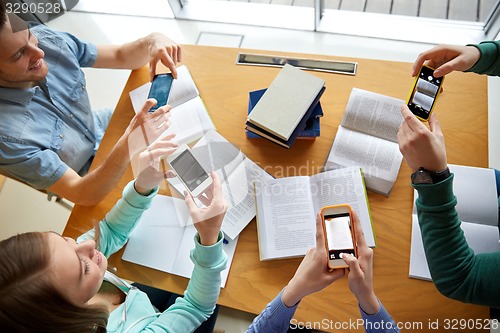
[[0, 24, 99, 189]]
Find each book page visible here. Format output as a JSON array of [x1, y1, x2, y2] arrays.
[[168, 130, 273, 239], [309, 167, 375, 247], [448, 164, 498, 226], [324, 126, 402, 195], [128, 65, 199, 112], [158, 96, 215, 145], [341, 88, 404, 143], [122, 195, 237, 288], [255, 176, 317, 260], [410, 213, 500, 281], [122, 195, 190, 273], [167, 65, 200, 108]]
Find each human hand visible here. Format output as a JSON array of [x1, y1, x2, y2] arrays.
[[397, 105, 448, 172], [342, 210, 379, 315], [145, 32, 182, 80], [282, 214, 345, 307], [412, 44, 480, 78], [124, 99, 172, 158], [184, 172, 228, 246], [134, 135, 179, 195]]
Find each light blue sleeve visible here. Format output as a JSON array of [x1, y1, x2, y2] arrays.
[[245, 290, 299, 333], [360, 300, 400, 333], [77, 180, 157, 257], [141, 232, 228, 332]]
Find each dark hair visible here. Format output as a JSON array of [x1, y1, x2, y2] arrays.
[[0, 232, 109, 333], [0, 0, 6, 30]]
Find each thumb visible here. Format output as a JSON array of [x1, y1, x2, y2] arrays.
[[184, 191, 197, 211], [428, 112, 442, 134]]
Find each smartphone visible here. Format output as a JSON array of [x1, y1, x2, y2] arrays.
[[321, 204, 357, 271], [147, 73, 174, 113], [406, 65, 444, 121], [166, 144, 212, 197]]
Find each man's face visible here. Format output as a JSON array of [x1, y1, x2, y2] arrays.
[[0, 17, 48, 88]]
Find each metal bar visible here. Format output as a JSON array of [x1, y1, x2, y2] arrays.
[[236, 53, 358, 75]]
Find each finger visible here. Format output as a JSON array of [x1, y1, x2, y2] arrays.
[[165, 170, 176, 178], [315, 213, 326, 249], [209, 172, 223, 197], [158, 48, 178, 79], [149, 60, 158, 82], [184, 190, 197, 211], [342, 252, 363, 278], [351, 210, 367, 249], [428, 112, 443, 134], [400, 104, 427, 132], [141, 98, 158, 115], [197, 193, 212, 206], [177, 45, 182, 63], [434, 58, 460, 77]]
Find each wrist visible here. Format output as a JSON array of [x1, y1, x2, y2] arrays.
[[133, 180, 154, 196], [357, 292, 380, 315], [199, 233, 219, 246], [282, 281, 305, 307]]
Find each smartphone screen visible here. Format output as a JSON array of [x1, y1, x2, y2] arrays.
[[169, 149, 210, 192], [147, 73, 174, 113], [407, 66, 443, 121], [324, 212, 355, 261]]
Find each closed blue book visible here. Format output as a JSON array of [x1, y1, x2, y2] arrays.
[[246, 88, 322, 139], [245, 86, 325, 148]]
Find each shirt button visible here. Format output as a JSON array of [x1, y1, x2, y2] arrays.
[[82, 85, 85, 90], [59, 134, 64, 139], [69, 114, 74, 119]]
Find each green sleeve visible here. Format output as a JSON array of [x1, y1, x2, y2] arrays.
[[414, 175, 500, 307], [466, 40, 500, 76]]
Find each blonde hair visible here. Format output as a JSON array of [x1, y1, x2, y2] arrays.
[[0, 232, 109, 332]]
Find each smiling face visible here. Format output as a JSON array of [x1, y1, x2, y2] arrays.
[[0, 16, 48, 88], [47, 233, 108, 305]]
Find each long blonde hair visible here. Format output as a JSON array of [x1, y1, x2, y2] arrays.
[[0, 232, 109, 332]]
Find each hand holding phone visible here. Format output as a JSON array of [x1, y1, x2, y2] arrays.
[[321, 204, 357, 271], [166, 144, 212, 197], [148, 73, 174, 113], [406, 65, 444, 121]]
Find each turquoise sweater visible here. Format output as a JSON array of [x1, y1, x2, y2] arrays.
[[468, 40, 500, 76], [78, 181, 227, 332], [414, 175, 500, 307]]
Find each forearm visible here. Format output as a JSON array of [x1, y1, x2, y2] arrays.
[[415, 176, 500, 306], [50, 138, 131, 206], [467, 40, 500, 76], [77, 180, 157, 256], [93, 37, 152, 70], [246, 290, 299, 333]]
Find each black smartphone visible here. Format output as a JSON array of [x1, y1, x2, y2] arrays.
[[406, 65, 444, 121], [147, 73, 174, 113]]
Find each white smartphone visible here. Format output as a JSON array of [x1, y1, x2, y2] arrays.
[[321, 204, 357, 271], [166, 144, 212, 197]]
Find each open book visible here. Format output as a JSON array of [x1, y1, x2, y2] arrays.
[[168, 130, 273, 240], [409, 164, 500, 281], [254, 167, 374, 261], [324, 88, 404, 196], [129, 65, 215, 144], [122, 194, 238, 288]]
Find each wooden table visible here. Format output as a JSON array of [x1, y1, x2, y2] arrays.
[[64, 45, 489, 332]]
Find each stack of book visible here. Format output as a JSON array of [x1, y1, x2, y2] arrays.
[[245, 64, 326, 148], [246, 88, 323, 140]]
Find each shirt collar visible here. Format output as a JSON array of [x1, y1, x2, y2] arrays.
[[0, 85, 38, 106]]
